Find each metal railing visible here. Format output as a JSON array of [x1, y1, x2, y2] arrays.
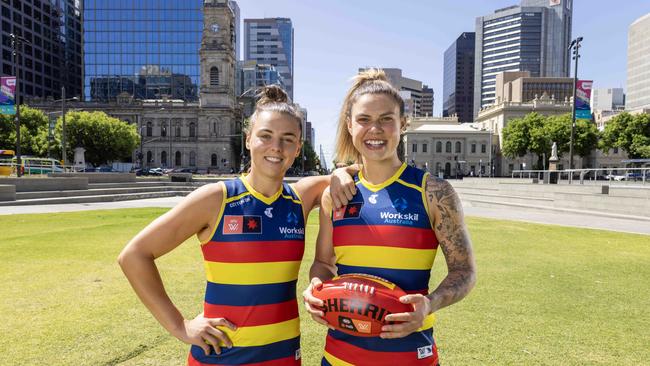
[[512, 167, 650, 185]]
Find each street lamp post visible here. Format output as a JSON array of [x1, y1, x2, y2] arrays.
[[62, 86, 67, 167], [10, 33, 30, 177], [52, 91, 79, 169], [568, 36, 583, 171]]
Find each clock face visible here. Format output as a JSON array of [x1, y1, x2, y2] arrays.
[[211, 24, 220, 33]]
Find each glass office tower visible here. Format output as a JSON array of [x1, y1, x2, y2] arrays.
[[1, 0, 83, 100], [83, 0, 203, 102]]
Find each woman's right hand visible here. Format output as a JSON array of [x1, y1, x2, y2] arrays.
[[302, 277, 331, 328], [177, 313, 237, 356]]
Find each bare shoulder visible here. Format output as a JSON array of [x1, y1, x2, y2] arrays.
[[424, 175, 461, 213], [172, 181, 225, 220]]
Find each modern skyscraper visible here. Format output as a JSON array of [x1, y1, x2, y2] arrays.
[[236, 60, 286, 96], [244, 18, 294, 99], [473, 0, 572, 118], [443, 32, 475, 122], [421, 85, 434, 117], [626, 13, 650, 111], [84, 1, 203, 102], [1, 0, 83, 100]]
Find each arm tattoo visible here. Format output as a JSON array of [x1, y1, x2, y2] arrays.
[[426, 176, 476, 312]]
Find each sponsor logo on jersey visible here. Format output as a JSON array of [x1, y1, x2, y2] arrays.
[[417, 345, 434, 359], [278, 226, 305, 239], [295, 348, 301, 360], [287, 211, 300, 225], [392, 197, 409, 211], [264, 207, 273, 218], [368, 194, 379, 204], [223, 215, 262, 234], [228, 195, 251, 208], [333, 202, 363, 221]]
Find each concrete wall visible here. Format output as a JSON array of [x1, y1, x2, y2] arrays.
[[49, 173, 136, 183], [0, 185, 16, 201], [0, 177, 88, 192]]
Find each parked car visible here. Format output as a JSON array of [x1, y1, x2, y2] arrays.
[[135, 168, 164, 176]]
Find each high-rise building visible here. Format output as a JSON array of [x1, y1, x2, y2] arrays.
[[1, 0, 83, 101], [84, 0, 240, 103], [244, 18, 294, 99], [421, 85, 434, 117], [443, 32, 475, 122], [591, 88, 625, 112], [359, 68, 433, 117], [235, 60, 286, 96], [626, 13, 650, 111], [473, 0, 572, 118], [495, 71, 573, 103]]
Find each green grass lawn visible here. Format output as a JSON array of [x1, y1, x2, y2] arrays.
[[1, 209, 648, 365]]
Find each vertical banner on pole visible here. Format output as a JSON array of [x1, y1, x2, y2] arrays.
[[0, 76, 17, 115], [575, 80, 593, 120]]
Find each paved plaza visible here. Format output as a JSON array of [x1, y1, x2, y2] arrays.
[[1, 196, 647, 236]]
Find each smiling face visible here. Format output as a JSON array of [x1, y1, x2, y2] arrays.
[[347, 93, 405, 164], [246, 111, 302, 180]]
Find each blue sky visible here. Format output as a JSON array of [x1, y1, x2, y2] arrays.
[[235, 0, 650, 166]]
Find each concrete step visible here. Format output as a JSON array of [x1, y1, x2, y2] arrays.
[[0, 191, 191, 206], [463, 197, 650, 222], [88, 182, 191, 189], [17, 186, 196, 199], [458, 191, 554, 206]]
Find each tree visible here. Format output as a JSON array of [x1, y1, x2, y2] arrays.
[[600, 112, 650, 159], [292, 139, 320, 172], [502, 112, 599, 169], [502, 113, 539, 159], [0, 105, 50, 156], [41, 111, 140, 166]]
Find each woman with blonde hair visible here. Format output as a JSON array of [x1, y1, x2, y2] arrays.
[[119, 85, 357, 365], [303, 69, 476, 365]]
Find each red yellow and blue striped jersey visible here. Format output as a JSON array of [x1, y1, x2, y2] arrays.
[[189, 177, 305, 366], [323, 163, 440, 366]]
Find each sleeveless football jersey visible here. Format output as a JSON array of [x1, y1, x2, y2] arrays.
[[322, 163, 440, 366], [188, 177, 305, 366]]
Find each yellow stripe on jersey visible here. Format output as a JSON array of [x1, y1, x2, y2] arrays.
[[334, 246, 436, 270], [420, 172, 434, 230], [281, 194, 302, 205], [396, 178, 423, 192], [218, 318, 300, 347], [239, 176, 282, 205], [358, 163, 407, 192], [323, 351, 355, 366], [200, 182, 228, 246], [225, 191, 251, 203], [204, 261, 301, 285], [418, 313, 436, 331]]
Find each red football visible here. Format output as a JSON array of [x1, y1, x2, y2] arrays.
[[312, 273, 414, 337]]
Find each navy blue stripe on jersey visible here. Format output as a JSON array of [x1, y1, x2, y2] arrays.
[[327, 328, 434, 353], [190, 336, 300, 364], [335, 263, 431, 293], [204, 280, 297, 306]]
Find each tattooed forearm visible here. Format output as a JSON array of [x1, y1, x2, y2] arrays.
[[425, 176, 476, 313]]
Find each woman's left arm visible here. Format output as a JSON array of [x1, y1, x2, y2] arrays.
[[425, 176, 477, 313], [381, 176, 476, 339]]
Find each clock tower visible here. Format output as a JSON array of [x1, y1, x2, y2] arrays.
[[200, 0, 236, 108]]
